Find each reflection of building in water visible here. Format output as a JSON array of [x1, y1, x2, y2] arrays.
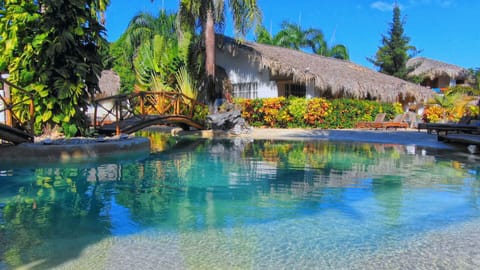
[[87, 164, 121, 182]]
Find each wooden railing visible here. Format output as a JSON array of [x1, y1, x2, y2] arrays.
[[92, 91, 206, 135], [0, 77, 35, 136]]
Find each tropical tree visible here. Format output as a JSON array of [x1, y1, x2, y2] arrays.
[[0, 0, 109, 136], [110, 34, 136, 94], [274, 21, 310, 50], [255, 21, 349, 60], [254, 25, 275, 45], [177, 0, 262, 104], [111, 11, 179, 93], [368, 4, 419, 79], [111, 9, 203, 110]]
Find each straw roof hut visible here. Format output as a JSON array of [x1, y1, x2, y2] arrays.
[[217, 36, 434, 103], [407, 57, 471, 81], [97, 70, 121, 98]]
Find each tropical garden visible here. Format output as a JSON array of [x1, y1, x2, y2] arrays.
[[0, 1, 478, 138]]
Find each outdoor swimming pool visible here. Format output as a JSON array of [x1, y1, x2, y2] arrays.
[[0, 137, 479, 269]]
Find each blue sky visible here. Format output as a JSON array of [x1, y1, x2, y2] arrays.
[[105, 0, 479, 69]]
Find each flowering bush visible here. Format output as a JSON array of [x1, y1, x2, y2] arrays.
[[259, 97, 286, 127], [285, 97, 307, 127], [422, 105, 453, 123], [235, 97, 398, 128], [236, 98, 264, 126], [304, 98, 331, 127]]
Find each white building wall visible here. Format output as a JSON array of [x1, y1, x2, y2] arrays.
[[216, 48, 278, 98], [305, 80, 315, 98]]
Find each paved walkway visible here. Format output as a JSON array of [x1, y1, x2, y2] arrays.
[[241, 128, 452, 149]]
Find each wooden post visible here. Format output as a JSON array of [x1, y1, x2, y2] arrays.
[[93, 101, 98, 128], [175, 94, 180, 115], [115, 99, 120, 135], [28, 97, 34, 135], [140, 93, 145, 115], [4, 82, 11, 127]]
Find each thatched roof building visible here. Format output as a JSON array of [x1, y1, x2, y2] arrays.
[[407, 57, 471, 80], [217, 36, 434, 103], [97, 70, 121, 98], [407, 57, 472, 89]]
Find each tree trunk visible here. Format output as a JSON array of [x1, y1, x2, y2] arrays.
[[205, 6, 216, 109]]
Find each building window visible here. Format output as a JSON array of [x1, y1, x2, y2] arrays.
[[285, 83, 306, 97], [232, 82, 258, 99]]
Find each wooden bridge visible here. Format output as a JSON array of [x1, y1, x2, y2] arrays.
[[92, 91, 207, 135], [0, 78, 34, 144], [0, 79, 207, 144]]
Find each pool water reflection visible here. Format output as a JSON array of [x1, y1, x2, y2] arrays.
[[0, 138, 479, 269]]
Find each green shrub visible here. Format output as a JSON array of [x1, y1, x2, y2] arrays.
[[285, 97, 307, 127], [234, 97, 401, 129]]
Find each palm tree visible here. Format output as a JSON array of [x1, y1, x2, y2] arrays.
[[111, 11, 180, 93], [274, 21, 310, 50], [124, 11, 177, 53], [325, 44, 349, 60], [254, 25, 274, 45], [254, 21, 350, 60], [177, 0, 262, 104]]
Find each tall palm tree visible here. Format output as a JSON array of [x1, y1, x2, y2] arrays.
[[178, 0, 262, 103]]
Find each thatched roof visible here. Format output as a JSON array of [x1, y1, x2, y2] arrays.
[[97, 70, 120, 98], [218, 36, 434, 103], [407, 57, 471, 80]]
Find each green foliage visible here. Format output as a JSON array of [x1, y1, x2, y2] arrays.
[[0, 0, 109, 136], [192, 104, 209, 123], [446, 85, 480, 96], [110, 34, 136, 93], [235, 97, 397, 128], [285, 97, 308, 127], [134, 34, 182, 91], [424, 91, 478, 122], [175, 66, 198, 101], [111, 9, 204, 99], [368, 5, 418, 79], [254, 21, 350, 60]]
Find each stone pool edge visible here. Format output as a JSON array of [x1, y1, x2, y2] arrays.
[[0, 136, 151, 165]]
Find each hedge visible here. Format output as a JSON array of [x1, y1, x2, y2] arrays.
[[235, 97, 403, 129]]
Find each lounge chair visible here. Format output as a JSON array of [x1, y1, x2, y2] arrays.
[[355, 113, 386, 129], [381, 114, 409, 129], [418, 116, 480, 135]]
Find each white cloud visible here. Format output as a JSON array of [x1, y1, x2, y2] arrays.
[[438, 0, 453, 7], [370, 0, 454, 12], [408, 0, 455, 8], [370, 1, 395, 11]]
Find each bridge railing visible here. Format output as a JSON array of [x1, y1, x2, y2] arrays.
[[0, 77, 35, 136], [92, 91, 206, 134]]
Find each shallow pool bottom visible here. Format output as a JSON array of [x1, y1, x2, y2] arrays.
[[47, 217, 480, 270]]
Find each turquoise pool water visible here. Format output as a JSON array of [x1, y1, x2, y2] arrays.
[[0, 138, 479, 269]]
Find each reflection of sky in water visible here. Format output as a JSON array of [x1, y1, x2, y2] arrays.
[[0, 139, 479, 269], [100, 197, 140, 236]]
